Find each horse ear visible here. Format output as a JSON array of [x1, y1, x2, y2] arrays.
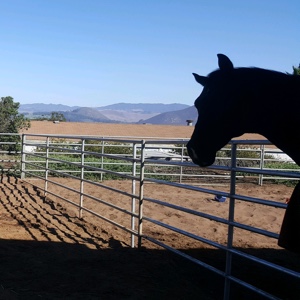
[[217, 54, 234, 71], [192, 73, 207, 86]]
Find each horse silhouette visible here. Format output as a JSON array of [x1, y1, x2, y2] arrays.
[[187, 54, 300, 252]]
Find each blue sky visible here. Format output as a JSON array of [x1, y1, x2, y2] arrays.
[[1, 1, 299, 107]]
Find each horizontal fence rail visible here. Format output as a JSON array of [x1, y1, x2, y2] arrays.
[[1, 133, 300, 299]]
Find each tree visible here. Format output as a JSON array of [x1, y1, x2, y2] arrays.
[[0, 96, 30, 153], [0, 96, 30, 132], [50, 112, 66, 122]]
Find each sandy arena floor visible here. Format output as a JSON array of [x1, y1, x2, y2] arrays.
[[0, 176, 300, 299]]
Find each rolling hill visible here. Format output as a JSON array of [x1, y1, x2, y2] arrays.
[[20, 103, 79, 113], [62, 107, 112, 123], [138, 106, 198, 125]]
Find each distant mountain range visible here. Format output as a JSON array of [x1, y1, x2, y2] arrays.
[[19, 102, 197, 125]]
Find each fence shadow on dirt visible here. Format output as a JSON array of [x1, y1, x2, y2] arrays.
[[1, 239, 300, 300]]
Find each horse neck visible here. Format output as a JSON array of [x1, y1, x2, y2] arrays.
[[236, 68, 300, 117], [232, 69, 300, 164]]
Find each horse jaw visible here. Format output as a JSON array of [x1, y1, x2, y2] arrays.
[[187, 144, 216, 167]]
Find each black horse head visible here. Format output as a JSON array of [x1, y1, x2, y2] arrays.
[[187, 55, 300, 252], [187, 54, 247, 166], [187, 54, 300, 167]]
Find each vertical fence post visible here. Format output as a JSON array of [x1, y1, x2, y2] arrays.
[[20, 134, 26, 179], [131, 142, 137, 248], [259, 144, 265, 186], [138, 140, 145, 248], [224, 142, 237, 300], [100, 139, 104, 182], [179, 141, 184, 184], [79, 138, 85, 218], [44, 137, 50, 197]]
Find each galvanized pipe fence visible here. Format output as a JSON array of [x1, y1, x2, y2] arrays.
[[1, 133, 300, 299], [14, 133, 300, 184]]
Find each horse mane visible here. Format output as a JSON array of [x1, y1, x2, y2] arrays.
[[209, 67, 300, 83]]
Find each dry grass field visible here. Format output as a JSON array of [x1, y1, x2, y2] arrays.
[[22, 121, 267, 141]]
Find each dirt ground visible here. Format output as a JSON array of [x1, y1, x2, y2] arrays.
[[0, 176, 300, 300]]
